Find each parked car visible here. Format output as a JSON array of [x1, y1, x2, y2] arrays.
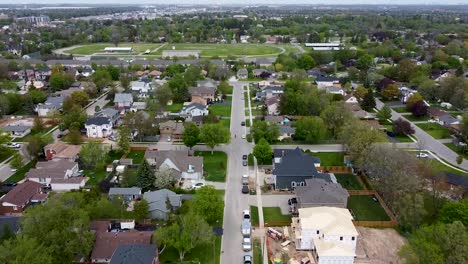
[[7, 143, 20, 148], [243, 210, 251, 220], [11, 168, 17, 173], [242, 185, 249, 194], [3, 182, 17, 187], [386, 131, 395, 137], [243, 160, 248, 166], [242, 174, 249, 185], [416, 153, 429, 158], [241, 121, 246, 126], [242, 238, 252, 251], [192, 182, 205, 189], [167, 137, 171, 142], [241, 219, 251, 237], [242, 134, 246, 139], [243, 254, 253, 264], [242, 155, 248, 160]]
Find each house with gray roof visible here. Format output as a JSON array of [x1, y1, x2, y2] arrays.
[[144, 150, 203, 181], [237, 68, 248, 79], [143, 189, 183, 220], [294, 178, 349, 210], [278, 125, 296, 141], [85, 116, 113, 138], [179, 102, 209, 117], [273, 147, 329, 190], [108, 187, 142, 203], [3, 124, 31, 137], [35, 96, 65, 117], [109, 244, 159, 264], [96, 108, 120, 126], [114, 93, 133, 109]]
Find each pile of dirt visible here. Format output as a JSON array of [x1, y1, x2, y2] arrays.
[[356, 227, 407, 264]]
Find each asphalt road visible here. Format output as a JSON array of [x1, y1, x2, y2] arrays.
[[375, 98, 468, 170]]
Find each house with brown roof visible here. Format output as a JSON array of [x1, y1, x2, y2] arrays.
[[158, 120, 184, 140], [189, 86, 216, 105], [44, 141, 81, 161], [26, 160, 87, 191], [90, 220, 153, 264], [144, 150, 203, 181], [0, 181, 47, 215]]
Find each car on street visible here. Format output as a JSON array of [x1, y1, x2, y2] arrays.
[[242, 174, 249, 185], [243, 254, 252, 264], [241, 219, 251, 237], [192, 182, 205, 189], [167, 137, 171, 142], [243, 160, 248, 166], [7, 143, 20, 148], [243, 210, 251, 220], [242, 155, 247, 160], [242, 237, 252, 251], [3, 182, 17, 187], [416, 153, 429, 158], [241, 121, 245, 126], [241, 134, 246, 139], [242, 185, 249, 194]]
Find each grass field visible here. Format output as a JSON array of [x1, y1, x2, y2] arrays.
[[347, 195, 390, 221], [383, 125, 414, 143], [156, 43, 284, 58], [6, 159, 37, 183], [126, 150, 145, 164], [64, 43, 163, 55], [253, 239, 262, 264], [402, 114, 430, 122], [165, 103, 184, 113], [444, 143, 468, 160], [392, 106, 410, 113], [0, 147, 15, 163], [209, 102, 232, 117], [335, 173, 364, 190], [422, 158, 468, 177], [195, 151, 228, 182], [250, 206, 292, 226], [307, 152, 344, 166], [416, 123, 451, 139], [218, 119, 231, 130]]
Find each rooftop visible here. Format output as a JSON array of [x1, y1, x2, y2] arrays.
[[298, 207, 358, 237], [109, 244, 158, 264]]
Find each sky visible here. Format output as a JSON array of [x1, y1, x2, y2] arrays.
[[0, 0, 466, 5]]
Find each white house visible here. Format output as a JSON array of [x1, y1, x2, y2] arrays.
[[344, 94, 358, 104], [180, 103, 209, 117], [26, 160, 87, 191], [292, 207, 358, 264], [130, 81, 152, 93], [315, 76, 340, 90], [399, 87, 417, 103], [326, 86, 346, 96], [85, 117, 113, 138], [35, 96, 65, 117]]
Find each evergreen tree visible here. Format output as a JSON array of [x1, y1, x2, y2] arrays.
[[137, 160, 155, 191], [360, 88, 376, 112]]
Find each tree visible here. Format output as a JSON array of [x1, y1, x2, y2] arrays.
[[294, 116, 327, 144], [200, 123, 230, 154], [251, 120, 280, 143], [393, 118, 415, 136], [137, 160, 155, 191], [154, 168, 178, 190], [31, 116, 44, 134], [253, 138, 273, 165], [461, 113, 468, 142], [184, 66, 203, 86], [79, 140, 107, 169], [10, 153, 23, 170], [182, 122, 200, 149], [26, 133, 53, 158], [354, 85, 368, 100], [0, 236, 54, 264], [411, 101, 428, 117], [156, 83, 173, 107], [377, 105, 392, 121], [457, 155, 463, 165], [360, 88, 376, 112], [67, 128, 82, 145], [320, 103, 351, 137], [69, 91, 90, 107], [153, 212, 213, 261], [119, 74, 130, 90], [406, 93, 424, 111], [0, 224, 14, 242], [133, 200, 149, 222], [297, 54, 316, 70], [192, 186, 224, 225], [92, 68, 112, 91], [439, 199, 468, 227], [381, 83, 400, 100], [217, 81, 231, 96], [49, 72, 74, 91], [117, 126, 131, 154], [357, 54, 373, 70], [418, 79, 438, 101], [28, 89, 47, 104]]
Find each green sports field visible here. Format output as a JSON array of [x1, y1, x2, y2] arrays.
[[64, 43, 164, 55], [156, 43, 285, 57]]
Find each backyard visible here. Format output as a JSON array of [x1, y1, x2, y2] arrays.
[[209, 102, 232, 117], [416, 123, 451, 139], [347, 195, 390, 221], [401, 113, 430, 122], [383, 125, 414, 142], [250, 206, 292, 227], [195, 151, 228, 182], [125, 149, 146, 164], [334, 173, 364, 190], [165, 103, 184, 113], [159, 236, 222, 264], [307, 152, 344, 166]]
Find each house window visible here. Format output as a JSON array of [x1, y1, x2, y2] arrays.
[[300, 181, 305, 186], [291, 181, 297, 188], [352, 237, 355, 241], [340, 236, 343, 241]]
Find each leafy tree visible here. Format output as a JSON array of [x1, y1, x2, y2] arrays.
[[28, 89, 47, 104], [156, 83, 173, 107], [439, 199, 468, 227], [153, 212, 213, 261], [117, 126, 131, 154], [31, 116, 44, 134], [0, 95, 10, 117], [251, 120, 280, 143], [294, 116, 327, 144], [0, 224, 14, 242], [67, 128, 82, 145], [354, 85, 368, 100], [49, 72, 74, 91], [360, 88, 376, 112], [154, 168, 178, 190], [167, 74, 189, 103], [320, 102, 351, 137], [0, 236, 53, 264], [377, 105, 392, 121], [406, 93, 424, 111], [92, 68, 112, 91], [26, 133, 53, 158], [217, 80, 231, 96], [393, 118, 415, 136], [357, 54, 373, 70], [297, 54, 316, 70], [137, 160, 155, 191], [411, 101, 428, 117], [418, 79, 438, 101], [10, 153, 23, 170], [69, 91, 90, 107], [253, 138, 273, 165], [79, 140, 107, 169], [133, 200, 150, 222], [192, 185, 224, 225], [200, 123, 230, 154], [183, 66, 203, 86], [119, 74, 130, 90], [61, 106, 87, 129], [462, 114, 468, 142], [457, 155, 463, 165], [381, 83, 400, 100], [182, 122, 200, 149]]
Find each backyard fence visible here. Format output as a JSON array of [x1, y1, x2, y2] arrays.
[[347, 189, 398, 227], [130, 146, 148, 151], [264, 220, 292, 227], [318, 166, 353, 173], [353, 220, 398, 228]]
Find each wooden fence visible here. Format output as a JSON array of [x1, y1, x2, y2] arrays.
[[130, 146, 148, 151], [347, 189, 398, 227], [317, 166, 353, 173], [264, 220, 292, 227], [347, 190, 376, 195], [353, 220, 398, 228]]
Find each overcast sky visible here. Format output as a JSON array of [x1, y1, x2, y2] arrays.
[[0, 0, 466, 5]]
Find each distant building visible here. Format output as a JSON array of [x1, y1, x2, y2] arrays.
[[3, 124, 31, 138], [237, 68, 248, 79], [162, 50, 200, 59], [35, 96, 65, 117], [0, 181, 47, 216], [304, 42, 343, 51], [109, 244, 159, 264], [85, 117, 113, 138], [26, 160, 87, 191], [104, 47, 133, 53]]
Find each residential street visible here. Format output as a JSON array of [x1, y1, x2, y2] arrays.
[[375, 98, 468, 170]]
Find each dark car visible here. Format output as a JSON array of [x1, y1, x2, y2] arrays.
[[3, 182, 17, 187], [242, 155, 248, 160], [242, 185, 249, 194], [243, 254, 252, 264], [386, 131, 395, 137], [241, 121, 246, 126]]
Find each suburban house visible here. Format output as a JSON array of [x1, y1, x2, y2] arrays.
[[0, 181, 47, 216], [428, 109, 460, 127], [3, 124, 31, 138], [109, 244, 159, 264], [35, 68, 51, 81], [292, 207, 358, 264], [256, 86, 284, 101], [96, 108, 120, 126], [294, 178, 349, 210], [278, 125, 296, 141], [36, 96, 65, 116], [189, 86, 216, 105], [179, 103, 209, 117], [144, 150, 203, 181], [399, 87, 417, 103], [85, 116, 113, 138], [114, 93, 134, 109], [266, 96, 280, 116], [315, 76, 340, 90], [143, 189, 183, 220], [345, 104, 374, 120], [158, 120, 184, 140], [273, 148, 332, 190], [326, 86, 346, 96], [130, 81, 152, 93], [44, 141, 81, 161], [344, 94, 358, 104], [237, 68, 248, 79], [26, 160, 87, 191], [90, 220, 153, 264], [149, 70, 162, 79], [252, 69, 267, 78], [162, 50, 200, 58], [108, 188, 142, 203], [197, 79, 218, 89]]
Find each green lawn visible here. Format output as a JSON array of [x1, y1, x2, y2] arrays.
[[165, 103, 184, 113], [0, 147, 15, 163], [84, 166, 108, 186], [6, 159, 37, 183], [209, 102, 232, 117], [383, 125, 414, 142], [422, 159, 468, 177], [392, 106, 409, 113], [64, 43, 163, 55], [444, 143, 468, 160], [347, 195, 390, 221], [250, 206, 292, 227], [253, 239, 262, 264], [195, 151, 228, 182], [126, 150, 146, 164], [335, 173, 363, 190], [307, 152, 344, 166], [218, 119, 231, 130], [156, 43, 285, 58], [416, 123, 452, 139], [402, 114, 430, 122], [250, 206, 260, 226]]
